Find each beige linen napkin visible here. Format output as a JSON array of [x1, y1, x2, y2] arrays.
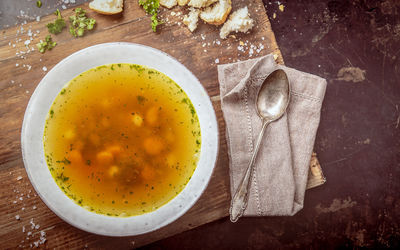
[[218, 54, 327, 216]]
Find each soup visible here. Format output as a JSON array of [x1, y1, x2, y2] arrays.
[[43, 63, 201, 217]]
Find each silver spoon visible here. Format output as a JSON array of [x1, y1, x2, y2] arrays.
[[230, 69, 290, 222]]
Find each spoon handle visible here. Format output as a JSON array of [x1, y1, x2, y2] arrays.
[[230, 119, 270, 222]]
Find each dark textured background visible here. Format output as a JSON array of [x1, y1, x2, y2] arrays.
[[147, 0, 400, 248], [1, 0, 399, 248]]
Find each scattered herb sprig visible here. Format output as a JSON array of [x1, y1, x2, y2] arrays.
[[138, 0, 162, 32], [47, 9, 66, 34], [69, 8, 96, 37], [37, 35, 57, 53]]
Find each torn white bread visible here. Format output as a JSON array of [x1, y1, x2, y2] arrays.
[[220, 7, 254, 39], [178, 0, 190, 6], [183, 7, 200, 32], [89, 0, 123, 15], [160, 0, 178, 9], [200, 0, 231, 26], [188, 0, 218, 8]]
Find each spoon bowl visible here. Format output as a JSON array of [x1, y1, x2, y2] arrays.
[[257, 69, 290, 120], [230, 69, 290, 222]]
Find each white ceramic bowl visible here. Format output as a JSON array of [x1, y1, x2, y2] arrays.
[[21, 43, 219, 236]]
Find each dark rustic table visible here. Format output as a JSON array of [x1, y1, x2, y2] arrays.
[[1, 0, 399, 249]]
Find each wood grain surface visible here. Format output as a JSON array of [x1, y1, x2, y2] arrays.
[[0, 0, 324, 248]]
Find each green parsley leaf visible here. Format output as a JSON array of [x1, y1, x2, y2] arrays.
[[69, 8, 96, 37], [36, 35, 57, 53], [47, 9, 66, 34], [36, 0, 42, 8], [138, 0, 162, 32]]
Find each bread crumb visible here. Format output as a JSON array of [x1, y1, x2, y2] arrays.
[[200, 0, 232, 26], [279, 4, 285, 12], [178, 0, 189, 6], [183, 8, 200, 32], [42, 66, 47, 72], [160, 0, 177, 9], [188, 0, 217, 8], [89, 0, 124, 15], [17, 176, 23, 181], [220, 7, 254, 39]]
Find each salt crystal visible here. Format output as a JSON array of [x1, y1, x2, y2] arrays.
[[27, 231, 32, 236], [42, 66, 47, 72], [15, 215, 20, 220], [62, 5, 67, 10], [200, 34, 206, 40], [35, 224, 40, 230], [171, 11, 176, 16], [19, 197, 23, 200], [21, 207, 25, 211], [33, 205, 37, 210], [36, 16, 41, 22], [22, 226, 25, 232], [13, 200, 17, 204], [215, 58, 219, 64], [26, 90, 29, 94], [12, 44, 16, 48]]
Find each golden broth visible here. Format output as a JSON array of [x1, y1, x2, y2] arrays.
[[43, 63, 201, 217]]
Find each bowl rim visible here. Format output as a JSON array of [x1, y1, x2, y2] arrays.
[[21, 42, 219, 236]]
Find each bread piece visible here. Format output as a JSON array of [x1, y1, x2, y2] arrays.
[[160, 0, 178, 9], [200, 0, 231, 26], [183, 7, 200, 32], [89, 0, 123, 15], [220, 7, 254, 39], [188, 0, 217, 8], [178, 0, 190, 6]]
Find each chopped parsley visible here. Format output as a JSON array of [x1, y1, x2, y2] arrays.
[[138, 0, 162, 32], [137, 95, 146, 104], [56, 157, 71, 165], [69, 8, 96, 37], [36, 1, 42, 8], [36, 35, 57, 53], [47, 9, 66, 34], [56, 172, 69, 182]]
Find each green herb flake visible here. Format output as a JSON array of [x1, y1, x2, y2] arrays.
[[56, 157, 71, 165], [36, 35, 57, 53], [69, 8, 96, 37], [56, 172, 69, 182], [137, 95, 146, 104], [60, 89, 66, 95], [36, 0, 42, 8], [138, 0, 162, 32], [47, 9, 66, 34]]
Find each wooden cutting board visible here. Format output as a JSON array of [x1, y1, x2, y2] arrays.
[[0, 0, 325, 248]]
